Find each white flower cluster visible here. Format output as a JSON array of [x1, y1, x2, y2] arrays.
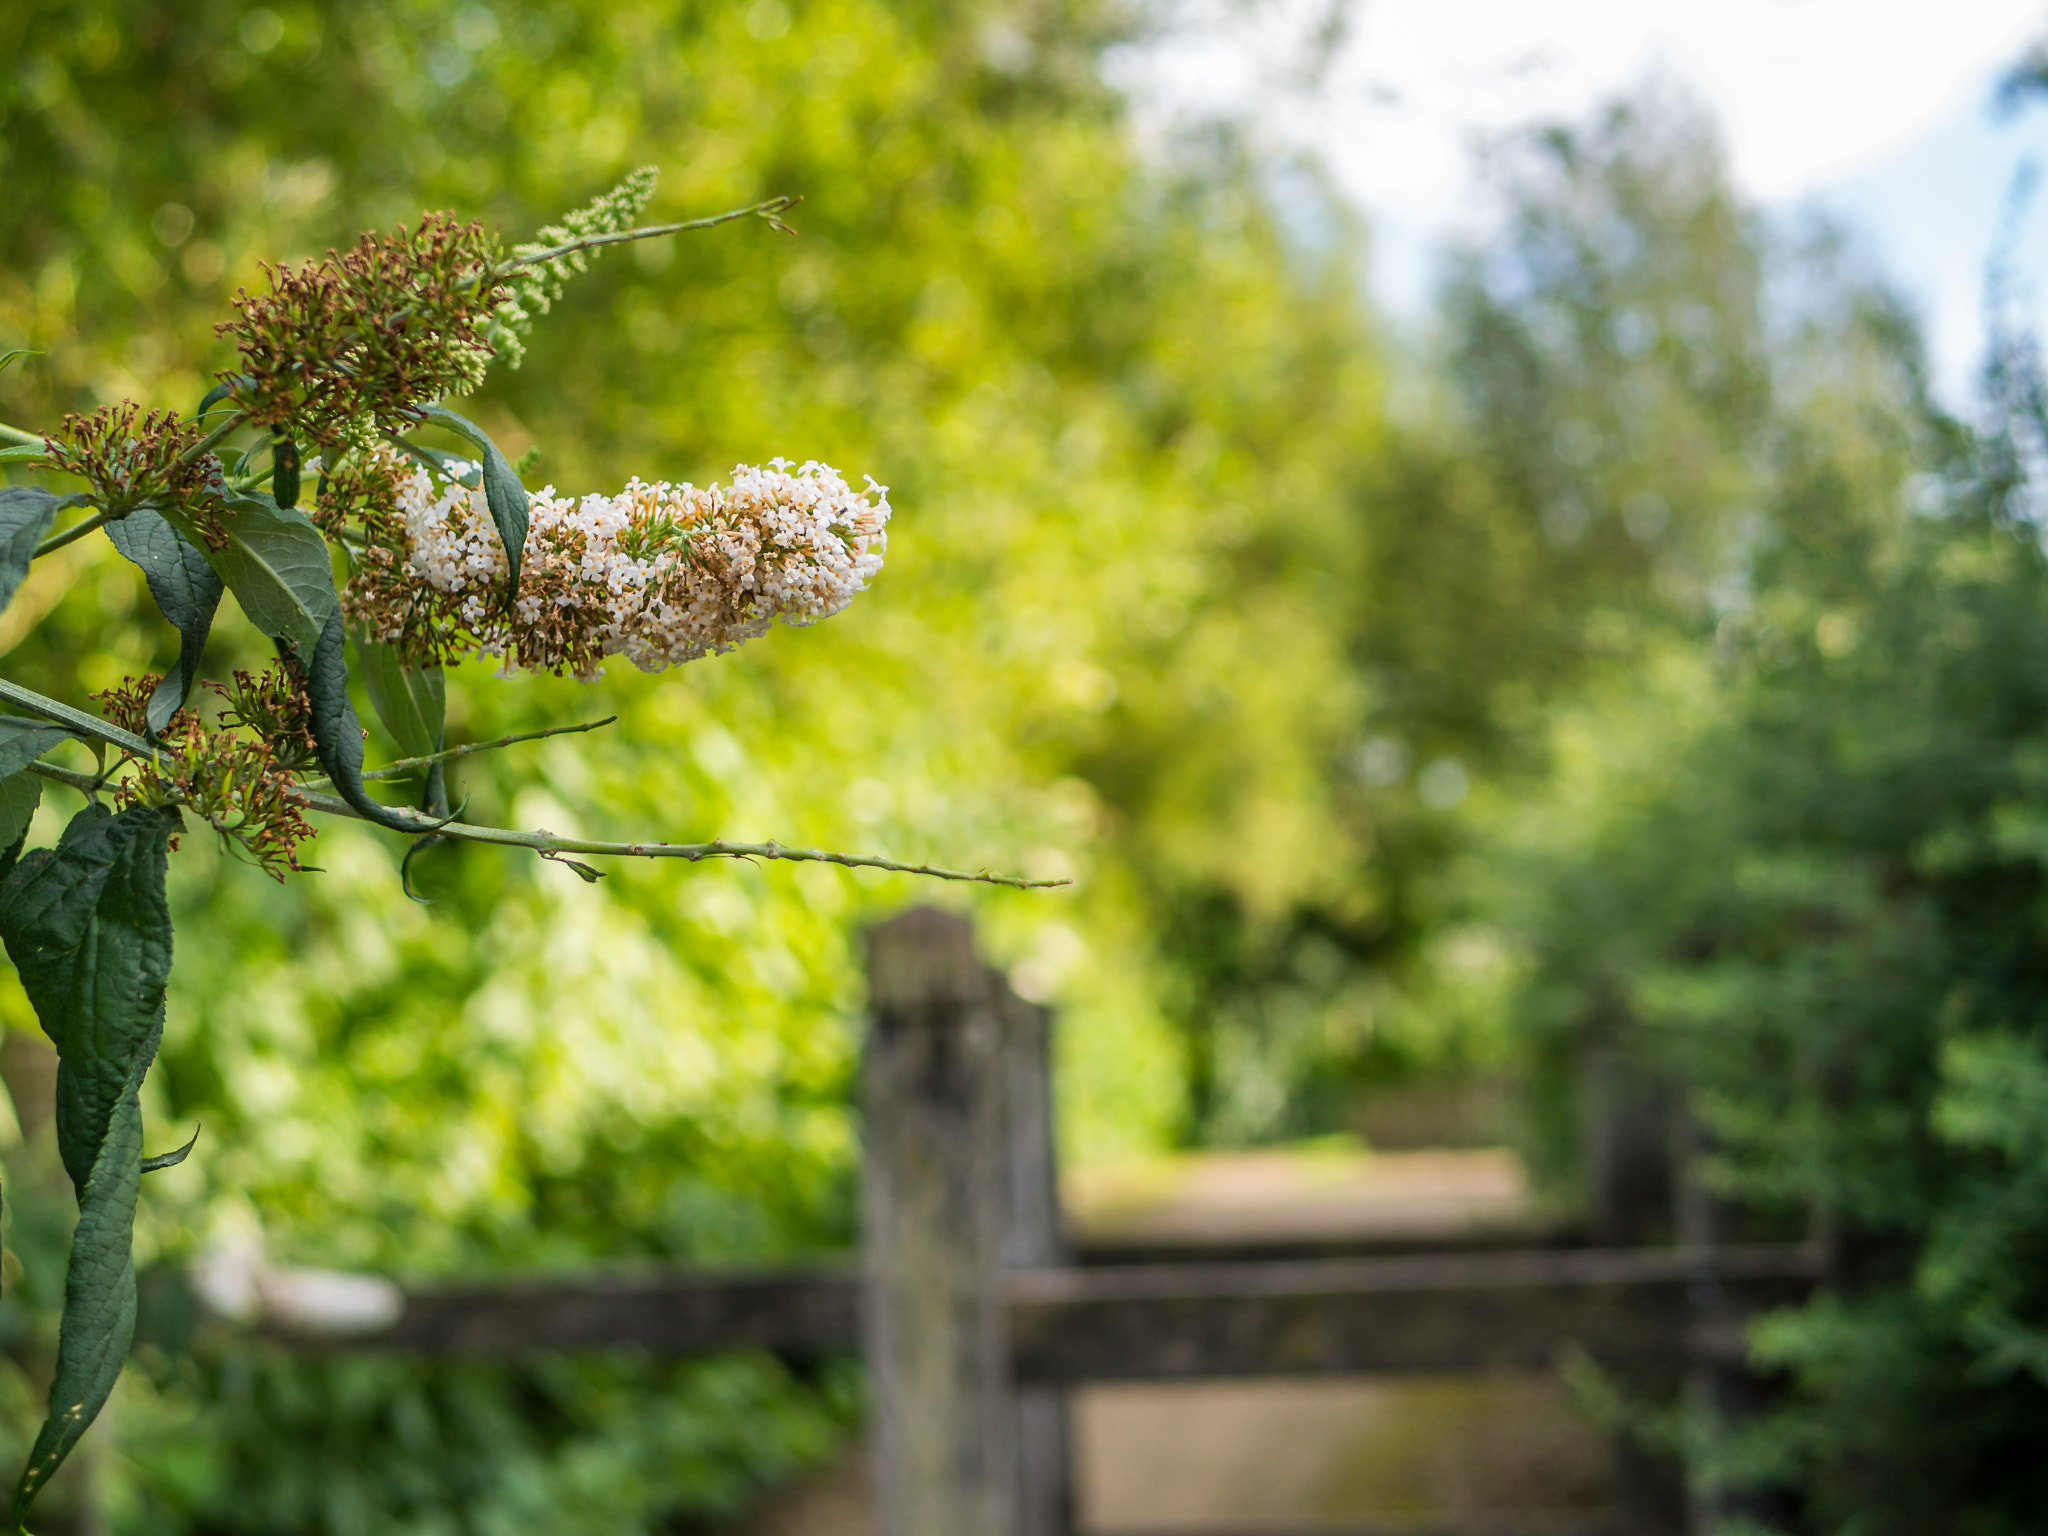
[[392, 454, 890, 677]]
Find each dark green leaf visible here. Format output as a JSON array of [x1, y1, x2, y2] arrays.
[[306, 610, 418, 833], [417, 404, 529, 594], [106, 510, 227, 735], [0, 716, 77, 779], [17, 1083, 144, 1520], [0, 348, 36, 377], [272, 435, 301, 509], [140, 1125, 201, 1174], [386, 437, 479, 487], [0, 487, 67, 614], [194, 377, 246, 420], [352, 629, 445, 761], [159, 490, 337, 654], [0, 804, 179, 1189], [0, 773, 39, 879], [0, 803, 179, 1523]]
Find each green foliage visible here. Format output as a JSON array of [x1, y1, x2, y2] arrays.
[[0, 493, 69, 611], [111, 1350, 856, 1536], [0, 724, 76, 784], [353, 633, 446, 772], [1474, 90, 2048, 1529], [154, 492, 334, 661], [0, 802, 181, 1519], [103, 511, 225, 735]]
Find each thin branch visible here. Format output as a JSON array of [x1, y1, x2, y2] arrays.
[[23, 758, 1065, 889], [0, 679, 153, 756], [503, 197, 800, 272], [33, 505, 115, 559], [3, 686, 1067, 890], [304, 716, 621, 786], [22, 761, 98, 795], [299, 789, 1069, 887], [0, 421, 43, 449]]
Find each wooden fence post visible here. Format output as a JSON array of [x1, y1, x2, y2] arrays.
[[863, 908, 1018, 1536], [994, 980, 1073, 1536], [1677, 1104, 1791, 1534], [1582, 1044, 1687, 1534]]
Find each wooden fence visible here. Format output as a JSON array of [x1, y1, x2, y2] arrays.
[[255, 907, 1822, 1536]]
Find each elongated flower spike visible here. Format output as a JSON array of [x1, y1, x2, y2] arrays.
[[341, 451, 890, 677], [489, 167, 662, 369]]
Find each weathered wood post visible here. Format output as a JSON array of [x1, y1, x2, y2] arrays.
[[862, 907, 1019, 1536], [995, 981, 1073, 1536], [1676, 1105, 1790, 1535], [1582, 1044, 1686, 1535]]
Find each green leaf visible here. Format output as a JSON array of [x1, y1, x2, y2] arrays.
[[0, 349, 36, 378], [194, 376, 247, 420], [0, 803, 180, 1523], [385, 437, 478, 487], [352, 629, 445, 761], [0, 716, 77, 779], [160, 490, 337, 654], [0, 774, 39, 878], [18, 1084, 144, 1521], [0, 487, 69, 614], [106, 510, 227, 734], [417, 404, 530, 594], [0, 804, 179, 1190], [355, 630, 449, 822], [0, 444, 45, 464], [306, 610, 418, 833], [140, 1124, 200, 1173], [272, 434, 301, 509]]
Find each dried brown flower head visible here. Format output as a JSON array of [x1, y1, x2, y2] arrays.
[[95, 670, 318, 879], [218, 211, 508, 453], [41, 404, 231, 547]]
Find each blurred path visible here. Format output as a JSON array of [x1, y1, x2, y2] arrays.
[[727, 1146, 1618, 1536], [1062, 1145, 1536, 1248]]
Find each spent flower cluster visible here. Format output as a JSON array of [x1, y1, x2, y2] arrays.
[[94, 668, 320, 879], [41, 403, 231, 545], [341, 451, 890, 677], [219, 211, 506, 453]]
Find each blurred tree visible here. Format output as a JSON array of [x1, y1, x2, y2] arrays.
[[1484, 83, 2048, 1534], [1152, 88, 1807, 1144]]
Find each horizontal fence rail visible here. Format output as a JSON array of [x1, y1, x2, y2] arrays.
[[1007, 1243, 1824, 1384], [264, 1263, 863, 1356], [255, 1243, 1822, 1382]]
